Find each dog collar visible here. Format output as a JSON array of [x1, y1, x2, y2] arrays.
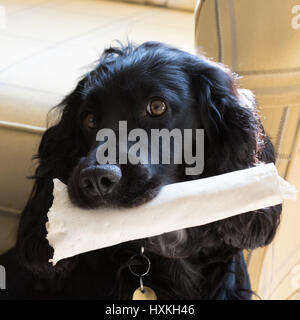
[[129, 246, 157, 300]]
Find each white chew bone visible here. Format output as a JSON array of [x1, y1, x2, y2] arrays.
[[46, 163, 297, 265]]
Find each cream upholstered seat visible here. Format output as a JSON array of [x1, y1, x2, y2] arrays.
[[0, 0, 195, 254], [195, 0, 300, 300]]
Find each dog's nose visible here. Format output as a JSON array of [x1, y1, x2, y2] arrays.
[[79, 164, 122, 196]]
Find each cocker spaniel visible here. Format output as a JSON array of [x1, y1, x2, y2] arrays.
[[0, 42, 281, 300]]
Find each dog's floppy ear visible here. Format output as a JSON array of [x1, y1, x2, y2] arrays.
[[184, 57, 262, 174], [184, 56, 281, 249], [37, 77, 89, 182], [16, 78, 88, 276]]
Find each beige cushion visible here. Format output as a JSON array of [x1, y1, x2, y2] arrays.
[[195, 0, 300, 300], [0, 0, 194, 254], [0, 85, 60, 216], [118, 0, 196, 11]]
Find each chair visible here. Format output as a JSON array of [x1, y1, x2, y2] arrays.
[[194, 0, 300, 299]]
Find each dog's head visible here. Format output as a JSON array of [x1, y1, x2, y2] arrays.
[[43, 42, 262, 209], [18, 42, 280, 289]]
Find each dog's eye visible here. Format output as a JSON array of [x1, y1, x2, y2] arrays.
[[147, 99, 167, 116], [83, 113, 97, 130]]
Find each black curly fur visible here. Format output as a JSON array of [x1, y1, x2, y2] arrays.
[[0, 42, 281, 300]]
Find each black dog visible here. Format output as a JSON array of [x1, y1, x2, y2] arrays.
[[0, 42, 281, 300]]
